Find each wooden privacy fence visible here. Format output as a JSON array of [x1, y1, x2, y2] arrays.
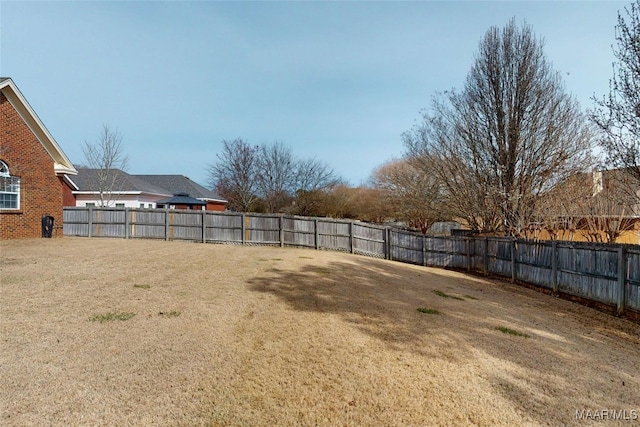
[[63, 207, 640, 316]]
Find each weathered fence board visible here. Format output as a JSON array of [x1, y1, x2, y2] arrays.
[[62, 207, 639, 316], [391, 230, 423, 265], [625, 249, 640, 311], [206, 213, 242, 243], [557, 243, 620, 305], [131, 210, 167, 239], [516, 241, 553, 289], [245, 215, 280, 245], [353, 223, 386, 258], [423, 237, 467, 269], [282, 217, 316, 248], [316, 220, 350, 252]]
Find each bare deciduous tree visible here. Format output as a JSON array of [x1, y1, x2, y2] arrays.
[[209, 139, 342, 214], [576, 170, 637, 243], [291, 158, 342, 216], [534, 173, 588, 241], [256, 142, 297, 213], [404, 19, 594, 237], [295, 158, 341, 193], [371, 158, 444, 233], [208, 138, 260, 212], [591, 0, 640, 185], [82, 125, 128, 207], [319, 185, 359, 219]]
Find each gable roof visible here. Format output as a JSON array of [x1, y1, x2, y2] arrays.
[[69, 169, 170, 195], [133, 174, 226, 203], [0, 77, 77, 176], [70, 169, 227, 203]]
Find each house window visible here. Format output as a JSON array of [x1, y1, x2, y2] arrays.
[[0, 160, 20, 210], [115, 203, 125, 208], [86, 203, 96, 207]]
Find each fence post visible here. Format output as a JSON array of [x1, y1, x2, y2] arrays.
[[387, 227, 392, 261], [241, 213, 246, 245], [202, 210, 207, 243], [348, 221, 354, 254], [87, 207, 93, 238], [483, 237, 489, 275], [422, 234, 427, 267], [466, 237, 471, 272], [279, 215, 284, 247], [164, 209, 169, 241], [511, 238, 517, 282], [314, 219, 319, 250], [552, 241, 559, 295], [125, 208, 130, 239], [617, 246, 627, 315]]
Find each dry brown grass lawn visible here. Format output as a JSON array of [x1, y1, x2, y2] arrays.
[[1, 237, 639, 426]]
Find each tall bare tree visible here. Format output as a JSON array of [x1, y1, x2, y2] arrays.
[[210, 139, 342, 214], [591, 0, 640, 186], [404, 19, 594, 237], [82, 125, 128, 207], [208, 138, 260, 212], [256, 142, 297, 212], [371, 158, 445, 233], [295, 157, 340, 193], [291, 157, 342, 216]]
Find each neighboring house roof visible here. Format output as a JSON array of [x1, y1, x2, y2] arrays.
[[156, 193, 207, 206], [69, 170, 227, 204], [428, 221, 464, 236], [0, 77, 77, 176], [69, 169, 170, 195], [133, 174, 227, 203]]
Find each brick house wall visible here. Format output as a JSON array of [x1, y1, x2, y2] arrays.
[[61, 177, 76, 207], [205, 201, 226, 211], [0, 92, 67, 239]]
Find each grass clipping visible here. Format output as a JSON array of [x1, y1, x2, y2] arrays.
[[496, 326, 530, 338], [89, 312, 136, 323]]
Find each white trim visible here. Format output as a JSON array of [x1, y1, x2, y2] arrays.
[[199, 197, 227, 204], [0, 78, 77, 176], [72, 191, 150, 196], [0, 175, 21, 210], [63, 175, 79, 191], [0, 160, 9, 177]]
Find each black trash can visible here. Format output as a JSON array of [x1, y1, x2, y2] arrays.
[[42, 215, 54, 238]]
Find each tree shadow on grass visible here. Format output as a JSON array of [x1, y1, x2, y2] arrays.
[[247, 255, 640, 424]]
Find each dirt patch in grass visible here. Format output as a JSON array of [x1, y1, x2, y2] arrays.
[[1, 237, 639, 426]]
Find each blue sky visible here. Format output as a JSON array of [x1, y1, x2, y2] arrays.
[[0, 1, 626, 187]]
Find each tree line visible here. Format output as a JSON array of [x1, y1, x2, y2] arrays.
[[207, 139, 342, 215], [87, 3, 640, 243], [387, 9, 640, 243]]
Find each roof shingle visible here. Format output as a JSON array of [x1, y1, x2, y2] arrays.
[[70, 169, 227, 203], [133, 174, 225, 202], [70, 169, 170, 194]]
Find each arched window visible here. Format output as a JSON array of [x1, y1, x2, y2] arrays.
[[0, 160, 20, 210], [0, 160, 9, 177]]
